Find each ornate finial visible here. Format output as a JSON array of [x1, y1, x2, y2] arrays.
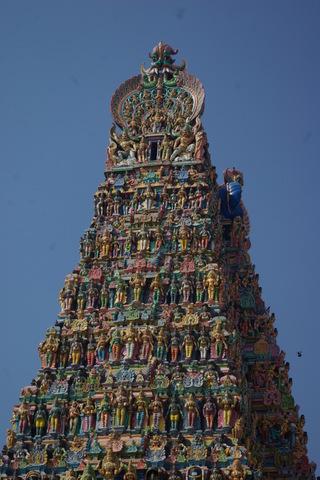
[[141, 41, 186, 78]]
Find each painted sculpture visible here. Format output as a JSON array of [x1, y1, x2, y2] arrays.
[[1, 42, 316, 480]]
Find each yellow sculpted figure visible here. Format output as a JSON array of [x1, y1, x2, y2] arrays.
[[204, 268, 219, 301], [100, 448, 123, 480], [129, 271, 146, 302]]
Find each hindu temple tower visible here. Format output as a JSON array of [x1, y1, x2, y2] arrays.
[[1, 42, 316, 480]]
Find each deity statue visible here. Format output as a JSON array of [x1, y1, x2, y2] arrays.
[[159, 134, 173, 160], [139, 326, 154, 361], [100, 279, 110, 308], [184, 393, 200, 429], [137, 225, 150, 252], [48, 398, 61, 434], [203, 396, 217, 431], [131, 190, 141, 212], [204, 363, 219, 388], [199, 219, 211, 250], [77, 283, 87, 311], [170, 123, 197, 161], [204, 269, 219, 302], [87, 335, 96, 367], [59, 337, 70, 369], [228, 459, 246, 480], [109, 327, 123, 361], [143, 184, 156, 210], [181, 326, 196, 360], [160, 185, 170, 209], [133, 391, 149, 429], [82, 395, 97, 432], [113, 190, 122, 215], [96, 335, 108, 363], [16, 398, 31, 435], [39, 330, 59, 369], [70, 333, 83, 365], [60, 279, 76, 312], [210, 321, 228, 358], [98, 393, 112, 429], [173, 305, 184, 325], [87, 279, 99, 309], [100, 447, 123, 480], [166, 395, 183, 431], [197, 326, 210, 361], [137, 136, 148, 163], [194, 129, 207, 160], [178, 222, 190, 251], [129, 271, 146, 302], [151, 107, 166, 133], [150, 273, 164, 304], [122, 322, 138, 360], [111, 128, 137, 163], [154, 226, 164, 250], [170, 328, 180, 362], [218, 392, 236, 427], [6, 429, 16, 450], [111, 385, 132, 428], [169, 274, 179, 304], [149, 394, 164, 430], [68, 401, 81, 435], [177, 185, 188, 209], [180, 275, 193, 303], [154, 327, 168, 361], [34, 401, 47, 436], [195, 272, 204, 303], [115, 275, 128, 305]]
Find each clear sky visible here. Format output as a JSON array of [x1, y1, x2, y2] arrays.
[[1, 0, 319, 471]]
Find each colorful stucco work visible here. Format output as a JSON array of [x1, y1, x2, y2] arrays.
[[1, 43, 316, 480]]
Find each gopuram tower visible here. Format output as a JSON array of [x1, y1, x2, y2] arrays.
[[2, 43, 316, 480]]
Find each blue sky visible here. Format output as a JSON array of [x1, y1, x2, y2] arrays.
[[1, 0, 319, 470]]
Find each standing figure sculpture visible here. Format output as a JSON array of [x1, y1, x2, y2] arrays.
[[98, 393, 112, 429], [129, 271, 146, 302], [181, 326, 196, 360], [203, 396, 217, 431], [149, 394, 164, 430], [111, 385, 132, 428], [150, 273, 164, 304], [139, 326, 154, 361], [133, 391, 149, 429], [109, 327, 123, 361], [17, 398, 31, 435], [123, 322, 138, 360], [204, 269, 219, 302], [166, 395, 183, 431], [82, 395, 97, 432], [184, 393, 200, 429], [70, 333, 83, 365], [210, 322, 228, 359], [34, 401, 47, 437], [100, 447, 123, 480], [155, 327, 168, 361], [68, 401, 81, 435], [170, 328, 180, 363], [197, 326, 210, 361]]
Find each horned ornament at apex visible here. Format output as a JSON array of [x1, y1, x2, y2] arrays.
[[3, 41, 316, 480]]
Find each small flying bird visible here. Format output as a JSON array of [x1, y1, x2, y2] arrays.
[[297, 351, 302, 358]]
